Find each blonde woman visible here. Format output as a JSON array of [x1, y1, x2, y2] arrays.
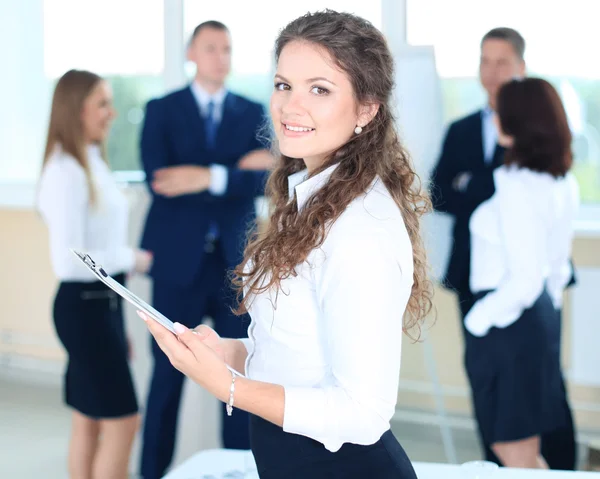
[[37, 69, 152, 479]]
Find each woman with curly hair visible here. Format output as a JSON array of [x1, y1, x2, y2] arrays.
[[142, 10, 431, 478]]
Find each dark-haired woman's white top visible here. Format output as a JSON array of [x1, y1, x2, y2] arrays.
[[466, 165, 579, 336]]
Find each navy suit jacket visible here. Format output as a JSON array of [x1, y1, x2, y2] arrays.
[[140, 86, 269, 287], [430, 110, 504, 292]]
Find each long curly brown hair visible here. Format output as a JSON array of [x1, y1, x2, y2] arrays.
[[233, 10, 433, 334]]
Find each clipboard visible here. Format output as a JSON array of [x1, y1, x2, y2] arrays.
[[71, 249, 245, 377], [72, 249, 177, 333]]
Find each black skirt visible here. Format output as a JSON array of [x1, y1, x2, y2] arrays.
[[465, 289, 567, 445], [53, 274, 138, 418], [249, 414, 417, 478]]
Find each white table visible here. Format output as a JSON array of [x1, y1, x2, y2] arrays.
[[164, 449, 600, 478]]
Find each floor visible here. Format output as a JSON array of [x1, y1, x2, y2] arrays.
[[0, 376, 71, 478], [0, 371, 486, 479]]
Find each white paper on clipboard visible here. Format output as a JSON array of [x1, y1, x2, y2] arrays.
[[70, 249, 245, 377]]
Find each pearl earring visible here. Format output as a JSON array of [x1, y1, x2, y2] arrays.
[[354, 126, 363, 134]]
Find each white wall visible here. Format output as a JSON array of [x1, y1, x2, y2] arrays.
[[0, 0, 49, 183], [392, 45, 452, 281]]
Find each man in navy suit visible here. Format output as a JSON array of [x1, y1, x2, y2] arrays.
[[139, 21, 273, 479], [430, 28, 577, 470]]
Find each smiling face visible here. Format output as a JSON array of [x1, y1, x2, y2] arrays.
[[81, 80, 115, 143], [270, 41, 373, 172]]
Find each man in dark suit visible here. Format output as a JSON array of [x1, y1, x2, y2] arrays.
[[430, 27, 577, 470], [139, 21, 273, 479]]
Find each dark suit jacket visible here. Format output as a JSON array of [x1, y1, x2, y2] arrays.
[[140, 86, 269, 287], [429, 110, 504, 292]]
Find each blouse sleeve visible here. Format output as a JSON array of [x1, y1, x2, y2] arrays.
[[282, 227, 412, 451]]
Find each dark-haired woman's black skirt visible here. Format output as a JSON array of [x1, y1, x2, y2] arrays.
[[465, 289, 568, 445], [249, 414, 417, 478], [53, 274, 138, 418]]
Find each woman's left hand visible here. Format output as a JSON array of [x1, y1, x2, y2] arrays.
[[139, 311, 230, 402]]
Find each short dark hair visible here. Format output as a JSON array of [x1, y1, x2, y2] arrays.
[[481, 27, 525, 60], [190, 20, 228, 42], [497, 78, 572, 177]]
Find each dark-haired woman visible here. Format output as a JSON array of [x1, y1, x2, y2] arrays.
[[464, 77, 579, 469]]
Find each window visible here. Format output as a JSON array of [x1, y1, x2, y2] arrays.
[[0, 1, 47, 183], [183, 2, 382, 108], [407, 0, 600, 203], [43, 0, 165, 172]]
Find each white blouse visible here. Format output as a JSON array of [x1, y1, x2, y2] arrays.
[[242, 164, 414, 452], [466, 165, 579, 337], [37, 144, 135, 282]]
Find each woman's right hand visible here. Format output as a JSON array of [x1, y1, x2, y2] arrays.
[[134, 249, 153, 274], [193, 325, 226, 362]]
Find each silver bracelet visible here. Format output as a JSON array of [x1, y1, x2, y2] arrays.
[[226, 370, 236, 416]]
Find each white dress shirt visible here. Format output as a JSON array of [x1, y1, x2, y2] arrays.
[[466, 165, 579, 337], [37, 144, 135, 281], [190, 81, 227, 123], [190, 81, 229, 195], [241, 164, 414, 452], [481, 106, 498, 164]]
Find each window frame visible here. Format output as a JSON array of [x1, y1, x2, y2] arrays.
[[2, 0, 599, 233]]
